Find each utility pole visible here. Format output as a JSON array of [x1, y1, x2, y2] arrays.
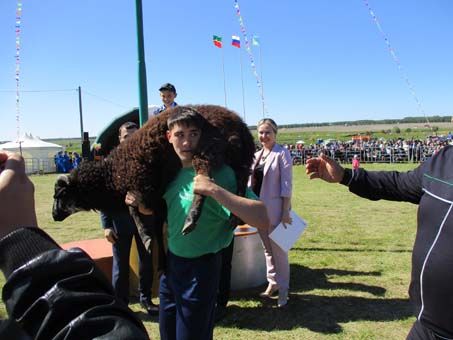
[[78, 86, 84, 140]]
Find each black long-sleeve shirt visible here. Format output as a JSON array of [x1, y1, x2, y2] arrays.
[[341, 145, 453, 338], [0, 227, 150, 340]]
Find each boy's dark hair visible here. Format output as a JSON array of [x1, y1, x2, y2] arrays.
[[167, 106, 205, 131], [118, 121, 138, 134], [159, 83, 177, 94]]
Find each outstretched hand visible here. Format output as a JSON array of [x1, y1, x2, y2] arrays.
[[305, 153, 345, 183], [0, 151, 37, 239]]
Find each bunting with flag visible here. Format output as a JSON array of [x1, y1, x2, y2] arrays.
[[213, 35, 222, 48], [232, 35, 241, 48], [234, 0, 267, 115], [15, 1, 23, 141], [363, 0, 426, 122]]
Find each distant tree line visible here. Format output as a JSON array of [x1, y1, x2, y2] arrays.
[[251, 115, 452, 130]]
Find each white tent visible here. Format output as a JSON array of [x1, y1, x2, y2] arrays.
[[0, 133, 63, 174]]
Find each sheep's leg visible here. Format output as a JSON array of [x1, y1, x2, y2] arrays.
[[152, 201, 167, 273], [227, 189, 244, 229], [155, 223, 167, 273], [182, 157, 210, 235], [228, 210, 243, 229], [128, 205, 153, 253], [182, 194, 206, 235], [228, 173, 247, 228], [130, 202, 167, 275]]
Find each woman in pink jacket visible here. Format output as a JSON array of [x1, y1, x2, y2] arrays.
[[250, 118, 293, 307]]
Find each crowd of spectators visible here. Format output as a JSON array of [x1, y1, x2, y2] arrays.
[[285, 133, 453, 165], [54, 151, 81, 173], [55, 133, 453, 173]]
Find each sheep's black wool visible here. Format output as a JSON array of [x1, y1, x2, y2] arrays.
[[53, 105, 256, 255]]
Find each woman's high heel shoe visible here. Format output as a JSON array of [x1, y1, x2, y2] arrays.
[[277, 289, 288, 308], [259, 284, 279, 298]]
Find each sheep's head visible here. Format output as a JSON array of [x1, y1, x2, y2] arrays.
[[52, 173, 93, 221], [53, 160, 130, 221]]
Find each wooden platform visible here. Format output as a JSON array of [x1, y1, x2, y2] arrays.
[[61, 238, 113, 282], [61, 238, 160, 298]]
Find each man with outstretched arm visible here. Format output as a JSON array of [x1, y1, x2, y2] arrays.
[[306, 147, 453, 340]]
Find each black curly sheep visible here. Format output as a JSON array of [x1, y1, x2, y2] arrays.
[[52, 105, 256, 250]]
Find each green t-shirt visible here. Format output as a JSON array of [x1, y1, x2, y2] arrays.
[[163, 165, 237, 258]]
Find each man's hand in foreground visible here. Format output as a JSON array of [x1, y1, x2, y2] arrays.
[[305, 153, 345, 183], [0, 151, 37, 239]]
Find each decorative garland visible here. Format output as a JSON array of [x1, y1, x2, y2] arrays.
[[363, 0, 427, 123], [15, 1, 23, 141], [233, 0, 267, 116]]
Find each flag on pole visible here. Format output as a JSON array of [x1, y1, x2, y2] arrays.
[[213, 35, 222, 48], [252, 35, 260, 46], [232, 35, 241, 48]]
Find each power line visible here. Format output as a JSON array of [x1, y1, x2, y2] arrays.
[[0, 88, 129, 109], [83, 90, 129, 109], [0, 88, 76, 93]]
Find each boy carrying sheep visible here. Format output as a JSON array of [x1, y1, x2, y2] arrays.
[[126, 106, 269, 340]]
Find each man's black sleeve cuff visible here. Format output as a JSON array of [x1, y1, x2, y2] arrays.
[[340, 168, 353, 186], [0, 227, 60, 278]]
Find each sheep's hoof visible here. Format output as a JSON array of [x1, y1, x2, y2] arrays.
[[182, 221, 197, 235]]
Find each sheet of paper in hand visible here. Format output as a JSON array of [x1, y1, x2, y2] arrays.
[[269, 211, 307, 252]]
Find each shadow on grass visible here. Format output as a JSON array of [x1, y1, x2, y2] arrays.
[[134, 310, 159, 323], [223, 294, 412, 334], [128, 297, 159, 323], [293, 246, 412, 253], [225, 264, 411, 334], [290, 264, 386, 296]]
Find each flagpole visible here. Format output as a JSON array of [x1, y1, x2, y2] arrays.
[[221, 47, 227, 107], [135, 0, 149, 126], [239, 46, 246, 121]]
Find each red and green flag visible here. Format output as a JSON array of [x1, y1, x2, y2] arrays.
[[213, 35, 222, 48]]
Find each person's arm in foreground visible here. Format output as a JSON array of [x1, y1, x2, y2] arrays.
[[306, 153, 423, 203], [0, 151, 149, 340], [193, 174, 270, 230], [305, 153, 345, 184], [0, 152, 37, 237]]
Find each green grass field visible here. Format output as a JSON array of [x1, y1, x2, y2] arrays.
[[0, 163, 420, 339]]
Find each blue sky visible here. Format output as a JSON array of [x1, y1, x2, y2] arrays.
[[1, 0, 452, 141]]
